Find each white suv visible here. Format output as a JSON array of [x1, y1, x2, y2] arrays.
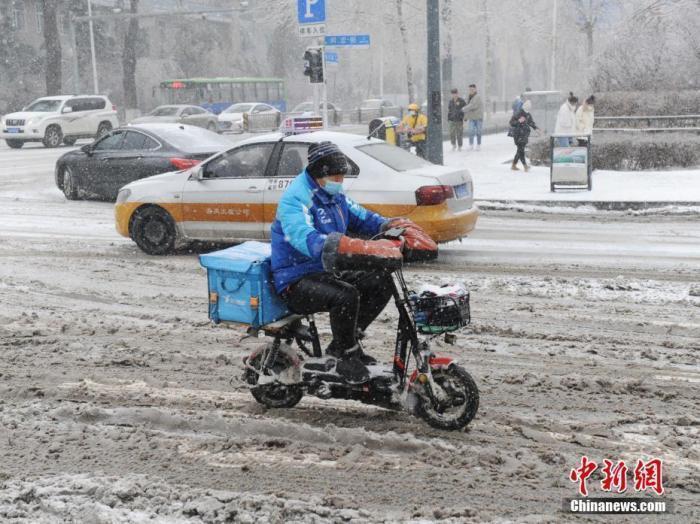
[[0, 95, 119, 149]]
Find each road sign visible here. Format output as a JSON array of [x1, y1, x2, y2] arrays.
[[324, 34, 370, 48], [297, 0, 325, 38], [297, 0, 325, 24], [298, 24, 326, 37], [324, 51, 338, 64]]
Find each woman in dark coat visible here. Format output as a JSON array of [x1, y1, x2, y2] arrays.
[[509, 99, 539, 171]]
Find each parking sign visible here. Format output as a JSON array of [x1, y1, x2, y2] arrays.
[[297, 0, 326, 24]]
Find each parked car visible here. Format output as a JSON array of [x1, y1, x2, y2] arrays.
[[130, 105, 219, 132], [114, 130, 479, 255], [360, 98, 401, 117], [217, 103, 280, 133], [0, 95, 118, 148], [55, 123, 232, 201], [289, 101, 342, 126]]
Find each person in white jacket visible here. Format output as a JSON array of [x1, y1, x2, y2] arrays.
[[554, 92, 578, 146], [575, 95, 595, 145]]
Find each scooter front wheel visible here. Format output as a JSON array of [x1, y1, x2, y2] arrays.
[[416, 364, 479, 431]]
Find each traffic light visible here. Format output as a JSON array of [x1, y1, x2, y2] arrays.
[[303, 47, 324, 84]]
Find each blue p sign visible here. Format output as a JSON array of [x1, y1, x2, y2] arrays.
[[298, 0, 326, 24]]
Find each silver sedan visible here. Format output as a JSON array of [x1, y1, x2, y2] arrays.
[[130, 105, 219, 132]]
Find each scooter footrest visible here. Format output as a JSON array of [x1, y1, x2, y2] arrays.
[[302, 357, 336, 372]]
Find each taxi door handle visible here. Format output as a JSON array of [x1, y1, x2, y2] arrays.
[[247, 186, 262, 193]]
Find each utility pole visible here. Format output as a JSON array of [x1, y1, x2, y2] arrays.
[[87, 0, 99, 94], [426, 0, 443, 165], [549, 0, 558, 90]]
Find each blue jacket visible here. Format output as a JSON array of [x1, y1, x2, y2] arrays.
[[271, 170, 387, 293]]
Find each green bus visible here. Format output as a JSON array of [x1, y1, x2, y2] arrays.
[[158, 77, 286, 114]]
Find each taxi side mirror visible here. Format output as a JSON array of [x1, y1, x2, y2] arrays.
[[192, 164, 205, 180]]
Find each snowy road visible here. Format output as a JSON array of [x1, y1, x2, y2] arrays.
[[1, 141, 698, 521]]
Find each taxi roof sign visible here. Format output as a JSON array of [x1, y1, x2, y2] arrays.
[[280, 116, 324, 135]]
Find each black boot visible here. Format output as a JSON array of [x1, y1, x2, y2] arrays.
[[335, 345, 370, 384], [327, 338, 377, 365]]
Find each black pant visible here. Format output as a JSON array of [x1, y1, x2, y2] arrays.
[[284, 271, 394, 353], [513, 142, 527, 166]]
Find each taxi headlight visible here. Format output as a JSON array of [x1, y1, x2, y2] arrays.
[[116, 188, 131, 204]]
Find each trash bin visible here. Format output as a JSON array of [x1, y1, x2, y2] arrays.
[[368, 116, 401, 145], [550, 134, 592, 191]]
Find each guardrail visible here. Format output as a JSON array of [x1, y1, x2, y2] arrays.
[[594, 114, 700, 133]]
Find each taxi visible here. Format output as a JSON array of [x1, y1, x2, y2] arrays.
[[114, 130, 479, 255]]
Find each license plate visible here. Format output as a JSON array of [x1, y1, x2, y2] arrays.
[[454, 183, 469, 199], [6, 128, 21, 133]]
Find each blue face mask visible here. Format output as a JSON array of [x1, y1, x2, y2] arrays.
[[323, 180, 344, 195]]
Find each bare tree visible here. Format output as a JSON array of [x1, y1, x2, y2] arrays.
[[480, 0, 491, 110], [441, 0, 453, 91], [571, 0, 613, 68], [122, 0, 139, 109], [42, 0, 62, 95], [395, 0, 416, 103]]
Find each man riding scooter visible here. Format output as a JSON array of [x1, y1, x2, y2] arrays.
[[270, 141, 437, 384]]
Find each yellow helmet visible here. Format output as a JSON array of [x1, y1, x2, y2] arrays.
[[408, 103, 420, 112]]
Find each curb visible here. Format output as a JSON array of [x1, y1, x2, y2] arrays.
[[476, 200, 700, 211]]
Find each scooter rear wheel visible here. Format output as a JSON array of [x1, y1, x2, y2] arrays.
[[245, 346, 304, 409], [416, 364, 479, 431]]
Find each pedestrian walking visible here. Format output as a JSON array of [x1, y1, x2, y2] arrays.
[[464, 84, 484, 150], [447, 88, 467, 151], [575, 95, 595, 145], [511, 87, 532, 116], [509, 100, 539, 172], [554, 92, 578, 146]]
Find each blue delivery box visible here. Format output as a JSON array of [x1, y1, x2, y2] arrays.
[[199, 242, 289, 327]]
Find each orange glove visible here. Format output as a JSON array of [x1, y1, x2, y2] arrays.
[[322, 233, 403, 271], [384, 218, 438, 257]]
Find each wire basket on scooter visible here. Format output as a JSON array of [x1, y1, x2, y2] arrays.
[[409, 286, 471, 334]]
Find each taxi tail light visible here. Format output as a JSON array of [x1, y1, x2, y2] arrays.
[[170, 158, 201, 170], [415, 185, 454, 206]]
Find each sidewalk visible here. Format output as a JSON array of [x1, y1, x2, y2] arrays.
[[443, 133, 700, 210]]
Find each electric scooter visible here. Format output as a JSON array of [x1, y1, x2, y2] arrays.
[[242, 236, 479, 430]]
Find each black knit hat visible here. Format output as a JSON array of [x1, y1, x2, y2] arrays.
[[307, 141, 348, 179]]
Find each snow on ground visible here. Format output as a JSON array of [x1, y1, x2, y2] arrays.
[[443, 132, 700, 204], [1, 136, 699, 522]]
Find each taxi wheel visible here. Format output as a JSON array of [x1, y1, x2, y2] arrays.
[[131, 206, 176, 255], [5, 139, 24, 149]]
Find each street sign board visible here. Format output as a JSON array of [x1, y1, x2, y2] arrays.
[[324, 51, 338, 64], [297, 0, 326, 24], [324, 34, 370, 48], [299, 24, 326, 37]]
